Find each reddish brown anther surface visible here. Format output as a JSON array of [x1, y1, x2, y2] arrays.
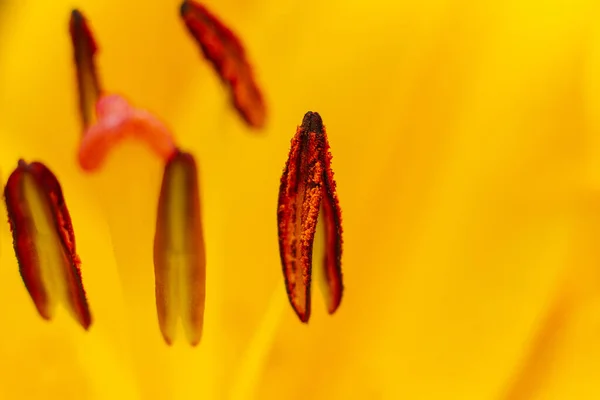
[[70, 9, 102, 130], [4, 160, 92, 329], [180, 0, 267, 129], [277, 112, 343, 322], [154, 150, 206, 345]]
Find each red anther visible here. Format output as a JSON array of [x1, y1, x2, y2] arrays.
[[180, 0, 267, 129], [70, 9, 102, 130], [4, 160, 92, 329], [277, 112, 343, 323]]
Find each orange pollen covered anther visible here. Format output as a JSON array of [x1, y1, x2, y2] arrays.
[[277, 111, 344, 323], [78, 94, 177, 172]]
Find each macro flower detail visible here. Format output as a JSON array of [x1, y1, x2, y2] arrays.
[[2, 0, 597, 398], [70, 9, 176, 172], [69, 9, 101, 130], [77, 94, 177, 172], [277, 111, 343, 322], [69, 8, 211, 346], [3, 160, 92, 330], [154, 150, 206, 346], [180, 0, 267, 129]]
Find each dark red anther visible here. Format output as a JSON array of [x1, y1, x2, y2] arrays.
[[4, 160, 92, 329], [70, 9, 102, 131], [180, 0, 267, 129], [277, 112, 343, 322]]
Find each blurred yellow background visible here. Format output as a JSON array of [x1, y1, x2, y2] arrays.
[[1, 0, 599, 399]]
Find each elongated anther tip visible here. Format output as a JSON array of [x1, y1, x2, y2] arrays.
[[71, 9, 83, 21], [180, 1, 190, 16], [70, 7, 102, 131], [301, 111, 324, 134]]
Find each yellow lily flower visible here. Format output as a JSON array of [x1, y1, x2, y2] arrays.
[[0, 0, 599, 399]]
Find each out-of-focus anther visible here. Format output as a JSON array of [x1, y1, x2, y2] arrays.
[[154, 150, 206, 345], [4, 160, 92, 329], [70, 9, 102, 130], [180, 0, 267, 129]]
